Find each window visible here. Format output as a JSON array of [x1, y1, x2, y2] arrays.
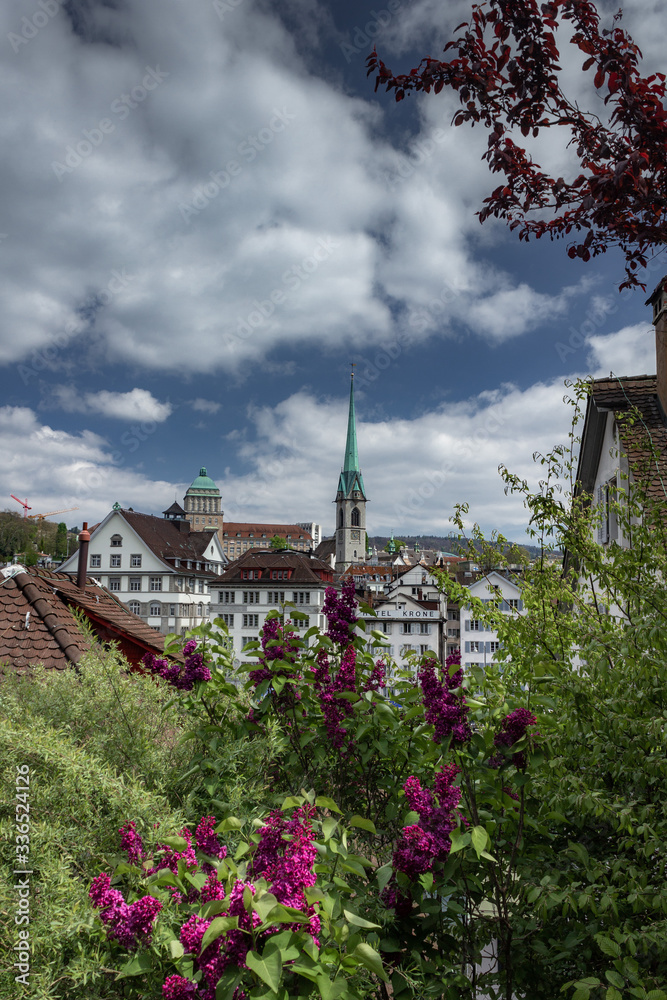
[[419, 644, 430, 654], [198, 579, 204, 593], [597, 476, 619, 544], [170, 605, 176, 616], [131, 554, 142, 567], [128, 600, 141, 615], [489, 641, 501, 653], [448, 628, 460, 638], [507, 599, 519, 610], [243, 614, 259, 628], [470, 641, 483, 653], [242, 637, 255, 648], [221, 613, 234, 627], [110, 534, 122, 547], [271, 569, 290, 580], [110, 554, 121, 567], [243, 591, 259, 604], [267, 591, 285, 604], [241, 569, 260, 580], [197, 603, 203, 616], [470, 619, 481, 631], [149, 603, 161, 616], [420, 623, 432, 634], [129, 577, 142, 592], [292, 592, 310, 604], [447, 610, 459, 620], [401, 623, 415, 634], [379, 622, 392, 634], [108, 577, 121, 592], [219, 591, 234, 604], [89, 554, 101, 568], [150, 577, 162, 592], [351, 506, 360, 527]]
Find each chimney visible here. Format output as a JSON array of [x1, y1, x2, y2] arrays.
[[77, 522, 90, 591], [647, 275, 667, 420]]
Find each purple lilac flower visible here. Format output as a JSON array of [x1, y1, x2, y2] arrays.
[[391, 766, 463, 887], [142, 643, 211, 692], [248, 618, 300, 709], [363, 658, 386, 693], [312, 644, 357, 749], [149, 826, 198, 875], [162, 975, 200, 999], [323, 579, 358, 646], [419, 650, 471, 745], [89, 873, 162, 950], [195, 816, 227, 860], [119, 821, 144, 866], [492, 708, 538, 768]]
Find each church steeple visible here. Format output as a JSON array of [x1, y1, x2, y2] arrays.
[[335, 372, 367, 572]]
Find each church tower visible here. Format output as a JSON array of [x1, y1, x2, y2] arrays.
[[335, 373, 367, 571]]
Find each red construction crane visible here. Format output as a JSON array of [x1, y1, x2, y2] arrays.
[[26, 506, 79, 524], [10, 495, 31, 518]]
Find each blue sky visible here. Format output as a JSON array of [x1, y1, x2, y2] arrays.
[[1, 0, 664, 542]]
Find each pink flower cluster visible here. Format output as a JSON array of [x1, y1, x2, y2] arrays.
[[312, 644, 357, 748], [363, 658, 386, 693], [419, 650, 471, 745], [492, 708, 538, 768], [166, 807, 320, 1000], [142, 640, 211, 691], [118, 819, 227, 877], [248, 616, 300, 693], [89, 872, 162, 950], [392, 766, 462, 880], [323, 579, 358, 646]]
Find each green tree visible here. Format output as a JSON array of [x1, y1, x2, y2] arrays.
[[269, 534, 289, 550], [55, 521, 68, 559]]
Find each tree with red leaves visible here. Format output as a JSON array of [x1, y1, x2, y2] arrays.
[[367, 0, 667, 289]]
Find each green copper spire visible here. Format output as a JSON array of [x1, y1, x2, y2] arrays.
[[343, 373, 359, 473], [338, 373, 366, 497]]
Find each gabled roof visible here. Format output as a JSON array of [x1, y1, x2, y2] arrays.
[[117, 510, 222, 573], [0, 566, 171, 672], [576, 374, 667, 503], [218, 548, 333, 585]]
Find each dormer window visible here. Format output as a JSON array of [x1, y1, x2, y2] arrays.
[[110, 534, 122, 547]]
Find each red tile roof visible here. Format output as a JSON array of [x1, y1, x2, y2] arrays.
[[222, 522, 312, 540], [119, 510, 220, 573], [218, 548, 333, 585], [0, 566, 174, 672]]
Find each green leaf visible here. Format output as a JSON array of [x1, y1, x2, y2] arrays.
[[449, 828, 471, 854], [316, 975, 346, 1000], [162, 835, 188, 852], [118, 953, 153, 977], [605, 989, 622, 1000], [200, 916, 239, 954], [352, 943, 388, 982], [246, 947, 282, 993], [597, 936, 622, 958], [605, 971, 625, 989], [344, 908, 381, 929], [348, 815, 376, 834], [471, 825, 488, 858], [169, 939, 184, 959], [280, 796, 303, 810], [217, 816, 243, 833], [315, 796, 342, 814], [321, 817, 338, 841], [376, 864, 393, 893]]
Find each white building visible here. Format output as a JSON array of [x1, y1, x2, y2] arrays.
[[460, 571, 523, 671], [209, 548, 335, 658], [58, 505, 227, 635]]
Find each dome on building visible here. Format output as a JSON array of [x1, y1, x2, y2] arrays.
[[188, 467, 219, 492]]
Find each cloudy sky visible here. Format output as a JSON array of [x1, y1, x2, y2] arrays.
[[1, 0, 665, 543]]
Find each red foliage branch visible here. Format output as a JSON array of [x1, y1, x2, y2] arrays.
[[367, 0, 667, 289]]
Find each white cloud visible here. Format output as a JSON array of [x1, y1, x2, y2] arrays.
[[191, 398, 221, 414], [587, 323, 656, 378], [54, 387, 173, 422]]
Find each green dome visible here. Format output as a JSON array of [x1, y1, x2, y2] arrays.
[[187, 467, 219, 492]]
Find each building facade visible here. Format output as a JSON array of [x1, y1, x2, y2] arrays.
[[209, 548, 335, 658], [459, 571, 523, 672], [220, 523, 313, 560], [58, 506, 227, 634]]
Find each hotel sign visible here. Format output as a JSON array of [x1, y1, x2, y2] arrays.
[[374, 608, 439, 619]]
